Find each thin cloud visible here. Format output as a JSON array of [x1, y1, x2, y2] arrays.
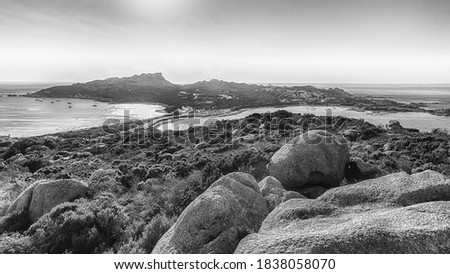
[[0, 0, 449, 83]]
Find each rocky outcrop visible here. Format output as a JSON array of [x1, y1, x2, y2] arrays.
[[319, 170, 450, 207], [295, 185, 328, 199], [235, 170, 450, 254], [152, 172, 268, 254], [5, 181, 40, 216], [258, 176, 306, 211], [6, 179, 89, 223], [386, 120, 404, 131], [268, 130, 349, 189], [282, 191, 306, 202], [259, 176, 285, 197]]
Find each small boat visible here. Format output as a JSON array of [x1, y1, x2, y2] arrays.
[[93, 104, 98, 107], [51, 101, 54, 104], [68, 106, 72, 108], [67, 102, 72, 105]]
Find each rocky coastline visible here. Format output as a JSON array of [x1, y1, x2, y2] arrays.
[[24, 73, 450, 116]]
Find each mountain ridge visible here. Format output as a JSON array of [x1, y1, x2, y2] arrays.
[[29, 72, 433, 114]]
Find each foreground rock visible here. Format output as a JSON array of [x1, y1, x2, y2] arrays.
[[152, 172, 268, 254], [6, 179, 89, 223], [235, 170, 450, 254], [386, 120, 404, 131], [258, 176, 305, 211], [268, 130, 349, 189], [319, 170, 450, 207]]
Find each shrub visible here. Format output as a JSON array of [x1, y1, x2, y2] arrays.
[[27, 195, 128, 254], [147, 164, 172, 178], [117, 214, 176, 254], [22, 158, 49, 173], [0, 210, 31, 234], [173, 160, 192, 177], [88, 169, 121, 195], [117, 238, 145, 254], [140, 214, 176, 253], [0, 233, 35, 254], [2, 146, 19, 161], [3, 137, 41, 160], [167, 171, 208, 216]]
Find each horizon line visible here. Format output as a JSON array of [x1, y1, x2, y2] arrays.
[[1, 80, 450, 86]]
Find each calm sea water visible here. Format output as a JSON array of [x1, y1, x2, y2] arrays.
[[0, 84, 165, 137], [1, 83, 449, 137]]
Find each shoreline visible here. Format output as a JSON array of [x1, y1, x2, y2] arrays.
[[2, 92, 449, 138], [21, 91, 450, 117], [3, 105, 449, 140]]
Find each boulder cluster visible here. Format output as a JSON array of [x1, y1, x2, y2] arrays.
[[152, 172, 268, 254], [152, 130, 450, 254], [236, 170, 450, 253]]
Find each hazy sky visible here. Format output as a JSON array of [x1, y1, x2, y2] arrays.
[[1, 0, 450, 83]]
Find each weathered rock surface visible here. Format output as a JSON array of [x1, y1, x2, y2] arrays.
[[268, 130, 349, 189], [282, 191, 306, 202], [7, 179, 89, 223], [295, 185, 328, 199], [235, 200, 450, 253], [152, 172, 268, 254], [386, 120, 404, 131], [258, 176, 305, 211], [259, 176, 285, 197], [235, 170, 450, 254], [6, 181, 41, 215], [319, 170, 450, 207]]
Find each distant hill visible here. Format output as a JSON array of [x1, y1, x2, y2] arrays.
[[82, 72, 178, 88], [29, 73, 182, 106], [27, 73, 354, 112], [184, 79, 260, 93]]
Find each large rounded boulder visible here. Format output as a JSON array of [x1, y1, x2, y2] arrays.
[[268, 130, 349, 189], [7, 179, 89, 223], [152, 172, 268, 254]]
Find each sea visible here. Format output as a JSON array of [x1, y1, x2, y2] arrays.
[[1, 83, 449, 137], [0, 83, 165, 137]]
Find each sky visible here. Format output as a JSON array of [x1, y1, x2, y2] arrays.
[[1, 0, 450, 84]]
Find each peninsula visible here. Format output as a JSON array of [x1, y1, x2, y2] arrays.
[[26, 73, 449, 116]]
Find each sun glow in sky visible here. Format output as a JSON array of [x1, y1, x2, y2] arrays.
[[1, 0, 449, 83]]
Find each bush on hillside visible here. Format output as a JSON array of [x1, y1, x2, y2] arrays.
[[27, 195, 128, 254], [0, 233, 35, 254]]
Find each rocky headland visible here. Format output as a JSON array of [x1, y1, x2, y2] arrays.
[[0, 110, 449, 253], [25, 73, 449, 116]]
